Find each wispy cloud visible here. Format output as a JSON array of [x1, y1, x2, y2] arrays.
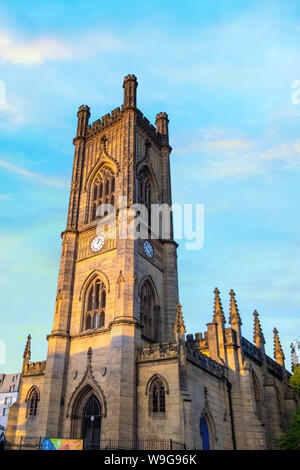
[[175, 128, 300, 181], [0, 158, 68, 188], [176, 135, 254, 156], [0, 29, 125, 66], [0, 31, 71, 65], [0, 102, 25, 126]]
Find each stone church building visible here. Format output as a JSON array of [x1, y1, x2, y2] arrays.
[[6, 75, 298, 450]]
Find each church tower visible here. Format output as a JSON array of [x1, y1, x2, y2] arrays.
[[5, 75, 297, 451], [37, 75, 179, 446]]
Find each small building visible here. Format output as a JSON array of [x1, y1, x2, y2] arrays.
[[0, 373, 21, 432]]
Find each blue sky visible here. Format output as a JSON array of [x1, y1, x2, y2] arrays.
[[0, 0, 300, 372]]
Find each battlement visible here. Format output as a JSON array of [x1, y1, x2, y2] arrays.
[[78, 104, 90, 114], [136, 109, 166, 146], [80, 74, 167, 146], [24, 360, 46, 377], [85, 105, 165, 146], [186, 344, 226, 379], [186, 332, 208, 352], [137, 342, 177, 362], [86, 107, 122, 137], [156, 112, 168, 120], [123, 74, 137, 82]]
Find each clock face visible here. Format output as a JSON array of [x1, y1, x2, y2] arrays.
[[143, 240, 154, 259], [90, 235, 105, 253]]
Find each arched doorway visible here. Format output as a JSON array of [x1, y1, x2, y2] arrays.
[[81, 395, 101, 449], [200, 416, 210, 450]]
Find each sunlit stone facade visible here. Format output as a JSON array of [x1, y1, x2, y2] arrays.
[[5, 76, 298, 450]]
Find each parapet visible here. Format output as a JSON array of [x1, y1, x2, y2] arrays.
[[136, 109, 165, 146], [24, 360, 46, 377], [185, 332, 208, 352], [86, 107, 122, 137], [137, 342, 177, 362], [241, 337, 262, 364], [77, 104, 90, 115], [123, 74, 138, 83], [186, 345, 226, 379]]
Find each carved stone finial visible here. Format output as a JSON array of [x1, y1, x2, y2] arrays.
[[56, 290, 62, 302], [87, 347, 93, 366], [23, 334, 31, 368], [273, 328, 285, 367], [253, 310, 265, 347], [174, 302, 186, 335], [213, 287, 225, 325], [101, 135, 107, 151], [117, 270, 125, 284], [229, 289, 242, 326]]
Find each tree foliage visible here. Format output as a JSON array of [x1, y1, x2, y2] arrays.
[[279, 367, 300, 450], [289, 366, 300, 394]]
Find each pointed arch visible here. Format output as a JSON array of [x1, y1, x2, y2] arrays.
[[80, 272, 108, 332], [136, 162, 160, 235], [67, 374, 107, 420], [25, 385, 40, 403], [145, 373, 169, 396], [200, 411, 216, 450], [139, 276, 160, 341], [79, 270, 110, 300], [138, 275, 159, 304], [146, 374, 168, 416], [68, 382, 106, 440], [87, 165, 116, 222], [200, 390, 217, 449], [136, 161, 160, 201], [25, 386, 40, 417], [84, 148, 120, 193]]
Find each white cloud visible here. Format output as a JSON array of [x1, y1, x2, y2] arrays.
[[176, 137, 254, 156], [0, 158, 68, 188], [0, 31, 72, 65], [0, 29, 125, 66], [174, 129, 300, 181]]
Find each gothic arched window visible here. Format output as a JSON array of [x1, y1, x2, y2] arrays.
[[90, 167, 115, 222], [27, 388, 39, 417], [150, 379, 166, 414], [84, 278, 106, 331], [140, 280, 156, 341], [138, 169, 152, 228]]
